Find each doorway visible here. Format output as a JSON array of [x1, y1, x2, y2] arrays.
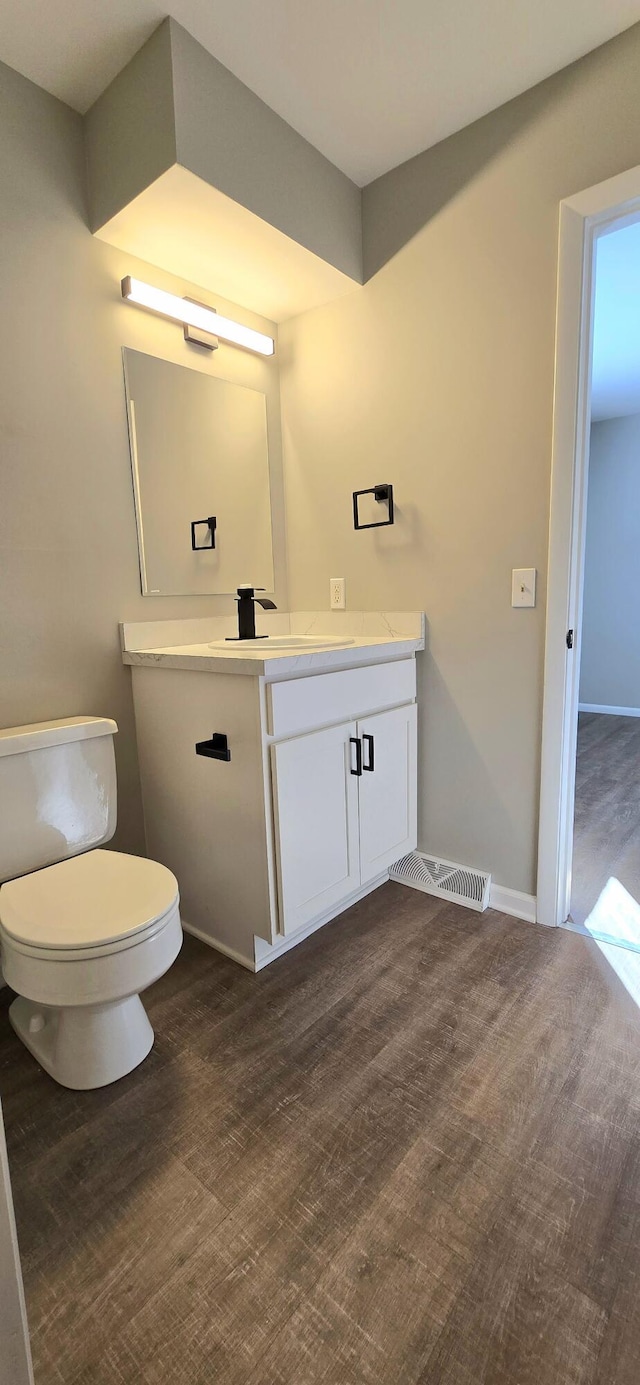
[[572, 229, 640, 932], [538, 165, 640, 944]]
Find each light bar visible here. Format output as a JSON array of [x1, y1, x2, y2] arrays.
[[121, 276, 275, 357]]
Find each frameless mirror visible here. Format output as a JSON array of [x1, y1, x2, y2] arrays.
[[123, 348, 274, 596]]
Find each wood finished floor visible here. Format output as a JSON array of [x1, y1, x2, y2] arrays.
[[3, 882, 640, 1383], [572, 713, 640, 929]]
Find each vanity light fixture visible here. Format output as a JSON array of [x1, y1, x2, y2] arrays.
[[121, 277, 275, 357]]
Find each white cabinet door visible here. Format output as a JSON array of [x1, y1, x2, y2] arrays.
[[357, 703, 417, 885], [271, 722, 361, 935]]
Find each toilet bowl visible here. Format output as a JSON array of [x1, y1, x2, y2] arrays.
[[0, 850, 181, 1089], [0, 717, 183, 1089]]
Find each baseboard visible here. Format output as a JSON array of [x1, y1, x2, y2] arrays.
[[182, 873, 390, 974], [180, 921, 255, 972], [579, 703, 640, 718], [253, 872, 389, 970], [489, 883, 538, 924], [391, 856, 539, 927], [184, 876, 539, 970]]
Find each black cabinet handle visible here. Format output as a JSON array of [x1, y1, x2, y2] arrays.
[[195, 732, 231, 762], [363, 733, 375, 772], [349, 736, 362, 777]]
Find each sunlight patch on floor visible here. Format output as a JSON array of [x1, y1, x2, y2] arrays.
[[584, 877, 640, 1001]]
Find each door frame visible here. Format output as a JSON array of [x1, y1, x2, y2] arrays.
[[537, 163, 640, 928]]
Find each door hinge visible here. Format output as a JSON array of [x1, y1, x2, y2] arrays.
[[566, 629, 574, 650]]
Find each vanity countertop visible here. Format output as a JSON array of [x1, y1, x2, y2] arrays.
[[122, 633, 423, 678], [120, 612, 425, 679]]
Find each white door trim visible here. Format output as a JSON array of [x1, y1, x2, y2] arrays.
[[537, 162, 640, 928]]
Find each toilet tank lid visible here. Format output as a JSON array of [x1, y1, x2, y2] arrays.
[[0, 717, 118, 758]]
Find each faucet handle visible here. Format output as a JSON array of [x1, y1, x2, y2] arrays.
[[235, 585, 276, 610]]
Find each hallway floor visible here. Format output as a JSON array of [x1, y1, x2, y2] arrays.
[[571, 712, 640, 936], [3, 882, 640, 1384]]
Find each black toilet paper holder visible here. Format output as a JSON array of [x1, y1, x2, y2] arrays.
[[195, 732, 231, 762]]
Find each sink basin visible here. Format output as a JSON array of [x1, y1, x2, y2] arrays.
[[208, 635, 355, 651]]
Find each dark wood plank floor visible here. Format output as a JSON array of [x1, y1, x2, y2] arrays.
[[572, 712, 640, 930], [3, 882, 640, 1383]]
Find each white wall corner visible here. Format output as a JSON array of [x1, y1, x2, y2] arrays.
[[181, 920, 256, 971]]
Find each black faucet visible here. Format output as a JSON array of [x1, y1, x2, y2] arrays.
[[228, 586, 277, 641]]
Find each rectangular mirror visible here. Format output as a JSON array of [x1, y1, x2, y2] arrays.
[[123, 348, 274, 596]]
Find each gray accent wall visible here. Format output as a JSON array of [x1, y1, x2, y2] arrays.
[[281, 21, 640, 896], [84, 21, 177, 235], [362, 23, 640, 281], [170, 21, 362, 283], [580, 415, 640, 711], [0, 59, 287, 859], [85, 18, 363, 284]]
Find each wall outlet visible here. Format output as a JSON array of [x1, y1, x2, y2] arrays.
[[330, 577, 346, 609]]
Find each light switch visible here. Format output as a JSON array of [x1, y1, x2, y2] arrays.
[[511, 568, 537, 608]]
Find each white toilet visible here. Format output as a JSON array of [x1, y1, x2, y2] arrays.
[[0, 716, 182, 1090]]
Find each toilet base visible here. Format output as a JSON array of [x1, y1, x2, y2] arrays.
[[9, 993, 154, 1090]]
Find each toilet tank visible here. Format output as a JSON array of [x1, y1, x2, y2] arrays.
[[0, 717, 118, 884]]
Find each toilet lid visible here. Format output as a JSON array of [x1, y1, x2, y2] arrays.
[[0, 850, 179, 950]]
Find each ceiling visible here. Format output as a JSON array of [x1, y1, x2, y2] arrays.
[[592, 220, 640, 422], [1, 2, 640, 185]]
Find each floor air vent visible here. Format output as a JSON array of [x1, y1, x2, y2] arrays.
[[390, 851, 491, 912]]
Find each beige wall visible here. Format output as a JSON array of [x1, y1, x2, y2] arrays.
[[580, 414, 640, 711], [0, 60, 287, 858], [280, 23, 640, 895]]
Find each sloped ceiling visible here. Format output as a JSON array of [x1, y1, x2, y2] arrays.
[[1, 0, 640, 184]]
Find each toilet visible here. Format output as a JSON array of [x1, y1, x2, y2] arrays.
[[0, 716, 182, 1090]]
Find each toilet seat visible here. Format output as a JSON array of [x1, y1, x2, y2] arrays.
[[0, 849, 179, 956], [1, 907, 179, 963]]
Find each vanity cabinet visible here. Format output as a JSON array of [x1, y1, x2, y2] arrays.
[[271, 722, 361, 936], [272, 704, 417, 935], [357, 704, 417, 884], [128, 642, 421, 971]]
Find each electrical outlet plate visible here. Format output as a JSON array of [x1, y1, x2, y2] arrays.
[[330, 577, 346, 610]]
